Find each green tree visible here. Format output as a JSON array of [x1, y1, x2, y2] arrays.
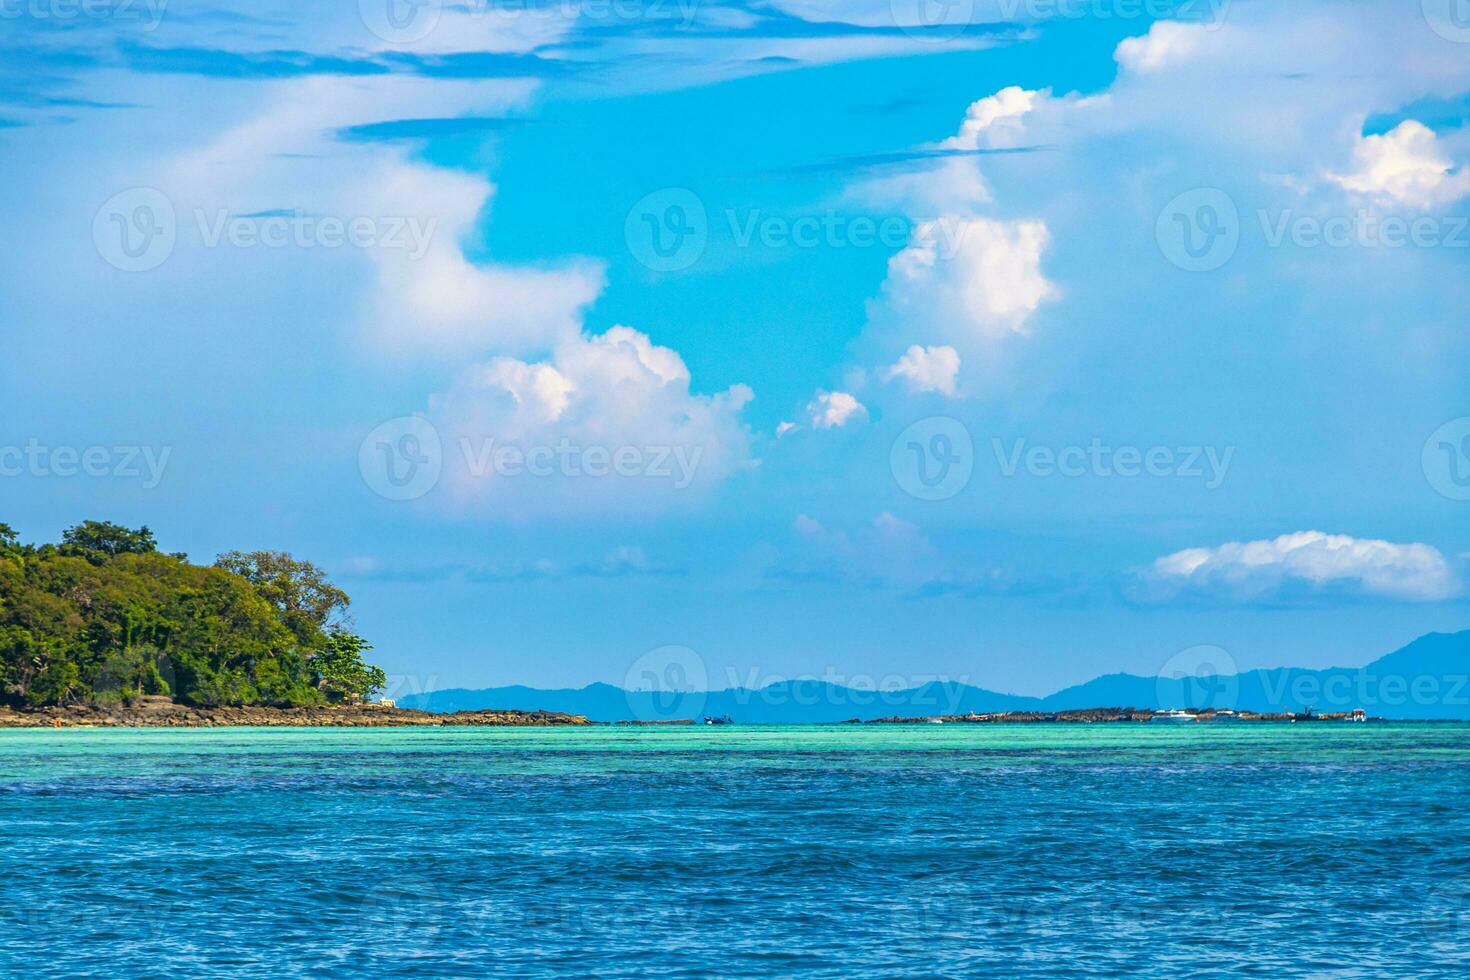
[[311, 630, 387, 703], [60, 521, 157, 562], [0, 521, 386, 708], [213, 551, 350, 640]]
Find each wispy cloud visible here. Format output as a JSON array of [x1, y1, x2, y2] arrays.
[[760, 144, 1054, 179], [334, 115, 524, 143], [339, 547, 685, 584]]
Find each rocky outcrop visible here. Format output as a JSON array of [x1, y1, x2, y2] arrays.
[[0, 697, 591, 728]]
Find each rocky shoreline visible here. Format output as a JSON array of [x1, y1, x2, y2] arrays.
[[0, 697, 590, 728], [0, 698, 1377, 728]]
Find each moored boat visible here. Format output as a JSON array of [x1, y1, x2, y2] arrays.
[[1151, 709, 1197, 723]]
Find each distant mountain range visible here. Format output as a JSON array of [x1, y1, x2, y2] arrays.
[[398, 630, 1470, 722]]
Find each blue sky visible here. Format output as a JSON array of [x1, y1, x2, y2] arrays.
[[2, 0, 1468, 698]]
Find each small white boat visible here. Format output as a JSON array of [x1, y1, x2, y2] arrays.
[[926, 717, 944, 724], [1151, 709, 1196, 723]]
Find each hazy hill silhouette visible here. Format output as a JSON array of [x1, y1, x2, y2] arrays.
[[398, 630, 1470, 722]]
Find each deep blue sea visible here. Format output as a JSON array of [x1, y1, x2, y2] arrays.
[[3, 724, 1469, 977]]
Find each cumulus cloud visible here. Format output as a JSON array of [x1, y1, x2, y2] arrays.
[[1328, 120, 1470, 210], [140, 33, 762, 515], [853, 82, 1059, 387], [428, 325, 756, 515], [805, 390, 868, 429], [1140, 531, 1461, 603], [1114, 21, 1210, 74], [881, 344, 961, 396], [881, 217, 1056, 340], [942, 85, 1043, 151]]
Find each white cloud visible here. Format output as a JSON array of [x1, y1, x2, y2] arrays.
[[943, 85, 1042, 151], [428, 325, 756, 515], [848, 78, 1070, 392], [366, 160, 607, 358], [1143, 531, 1460, 603], [806, 390, 868, 429], [163, 72, 607, 361], [776, 421, 799, 438], [882, 217, 1056, 340], [881, 345, 961, 396], [1328, 120, 1470, 210], [1114, 21, 1210, 74]]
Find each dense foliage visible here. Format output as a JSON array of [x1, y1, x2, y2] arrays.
[[0, 522, 387, 707]]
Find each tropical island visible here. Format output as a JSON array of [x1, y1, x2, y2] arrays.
[[0, 521, 587, 727]]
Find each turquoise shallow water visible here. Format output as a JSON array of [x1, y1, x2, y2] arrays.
[[3, 723, 1470, 977]]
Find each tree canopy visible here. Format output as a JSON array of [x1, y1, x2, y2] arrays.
[[59, 520, 158, 561], [0, 522, 386, 708], [214, 550, 350, 643]]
